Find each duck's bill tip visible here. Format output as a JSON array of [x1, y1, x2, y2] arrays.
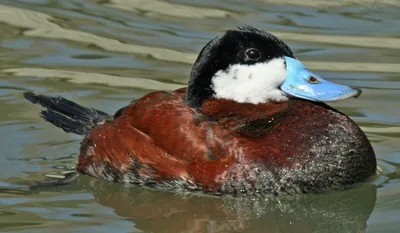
[[352, 87, 362, 99]]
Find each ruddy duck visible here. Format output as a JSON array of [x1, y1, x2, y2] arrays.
[[24, 26, 376, 195]]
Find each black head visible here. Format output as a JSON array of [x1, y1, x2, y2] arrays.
[[187, 26, 295, 108]]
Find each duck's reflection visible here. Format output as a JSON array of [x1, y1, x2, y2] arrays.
[[84, 178, 376, 233]]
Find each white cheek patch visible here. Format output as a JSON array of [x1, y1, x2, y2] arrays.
[[211, 57, 289, 104]]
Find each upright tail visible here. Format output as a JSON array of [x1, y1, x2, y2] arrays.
[[24, 92, 110, 135]]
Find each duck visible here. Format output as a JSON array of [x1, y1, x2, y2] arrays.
[[24, 26, 376, 196]]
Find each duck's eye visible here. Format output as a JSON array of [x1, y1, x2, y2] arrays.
[[245, 48, 261, 60], [307, 76, 320, 84]]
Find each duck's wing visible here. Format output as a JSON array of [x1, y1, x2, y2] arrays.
[[76, 90, 249, 191], [77, 115, 193, 188]]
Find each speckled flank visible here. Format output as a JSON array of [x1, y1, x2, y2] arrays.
[[219, 120, 376, 195]]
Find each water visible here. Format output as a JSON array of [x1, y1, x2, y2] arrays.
[[0, 0, 399, 232]]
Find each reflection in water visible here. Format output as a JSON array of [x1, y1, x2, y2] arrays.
[[86, 178, 377, 233]]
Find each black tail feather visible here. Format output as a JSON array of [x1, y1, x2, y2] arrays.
[[24, 92, 110, 135]]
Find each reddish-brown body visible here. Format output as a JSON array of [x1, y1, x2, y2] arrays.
[[76, 88, 375, 194]]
